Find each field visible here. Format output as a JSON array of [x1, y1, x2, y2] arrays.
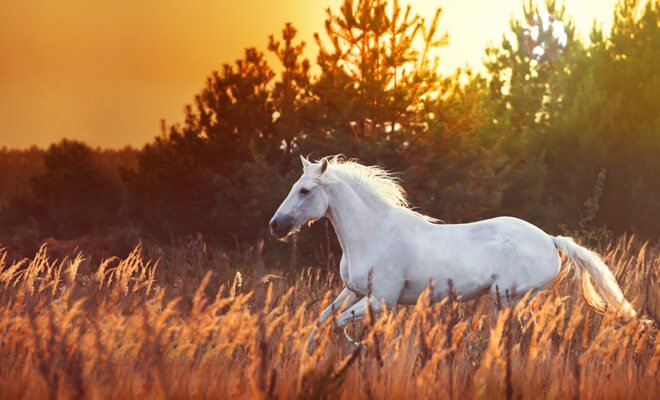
[[0, 235, 658, 399]]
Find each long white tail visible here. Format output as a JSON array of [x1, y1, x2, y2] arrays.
[[552, 235, 636, 319]]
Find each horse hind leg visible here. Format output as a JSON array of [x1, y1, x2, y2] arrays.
[[489, 283, 539, 332], [489, 283, 522, 310]]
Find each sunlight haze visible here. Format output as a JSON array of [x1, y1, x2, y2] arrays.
[[0, 0, 620, 148]]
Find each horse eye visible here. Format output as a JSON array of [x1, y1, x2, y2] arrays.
[[299, 188, 310, 195]]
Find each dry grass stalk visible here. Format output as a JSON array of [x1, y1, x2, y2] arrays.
[[0, 236, 657, 399]]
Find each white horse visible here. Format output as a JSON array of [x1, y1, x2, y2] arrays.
[[269, 156, 636, 348]]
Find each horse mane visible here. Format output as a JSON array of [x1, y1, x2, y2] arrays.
[[320, 155, 438, 223]]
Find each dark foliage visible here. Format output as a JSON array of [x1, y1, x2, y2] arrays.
[[1, 140, 124, 238]]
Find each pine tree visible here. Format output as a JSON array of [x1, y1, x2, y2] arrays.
[[310, 0, 447, 143], [543, 0, 660, 235], [123, 26, 311, 243]]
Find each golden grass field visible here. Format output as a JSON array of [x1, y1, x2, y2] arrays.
[[0, 235, 658, 399]]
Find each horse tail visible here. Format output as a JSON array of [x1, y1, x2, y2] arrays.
[[552, 235, 636, 319]]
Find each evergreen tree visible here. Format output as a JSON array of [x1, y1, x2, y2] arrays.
[[485, 0, 659, 236], [543, 0, 660, 236], [303, 0, 507, 222], [483, 0, 581, 225], [1, 140, 122, 238], [308, 0, 446, 145], [123, 26, 311, 243]]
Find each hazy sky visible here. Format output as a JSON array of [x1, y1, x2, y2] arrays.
[[0, 0, 620, 148]]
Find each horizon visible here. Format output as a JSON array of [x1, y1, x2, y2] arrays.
[[0, 0, 622, 149]]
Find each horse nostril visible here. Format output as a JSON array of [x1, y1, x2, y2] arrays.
[[270, 219, 279, 231]]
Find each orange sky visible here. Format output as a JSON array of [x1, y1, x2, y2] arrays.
[[0, 0, 621, 149]]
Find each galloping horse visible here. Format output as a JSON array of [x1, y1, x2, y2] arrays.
[[269, 156, 636, 348]]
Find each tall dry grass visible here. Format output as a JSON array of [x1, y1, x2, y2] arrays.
[[0, 235, 657, 399]]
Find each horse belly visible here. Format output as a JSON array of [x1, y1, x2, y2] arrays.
[[397, 268, 493, 305]]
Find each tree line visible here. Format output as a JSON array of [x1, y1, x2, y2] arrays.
[[0, 0, 658, 259]]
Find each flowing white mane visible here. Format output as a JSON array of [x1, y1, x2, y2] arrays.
[[320, 155, 437, 222]]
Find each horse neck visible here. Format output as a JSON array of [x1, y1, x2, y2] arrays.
[[324, 176, 391, 257]]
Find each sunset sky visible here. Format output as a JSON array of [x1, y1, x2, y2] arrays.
[[0, 0, 621, 149]]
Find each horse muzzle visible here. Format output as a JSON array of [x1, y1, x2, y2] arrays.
[[269, 214, 295, 239]]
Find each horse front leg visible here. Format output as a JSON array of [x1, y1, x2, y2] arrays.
[[307, 287, 360, 353], [334, 296, 390, 345]]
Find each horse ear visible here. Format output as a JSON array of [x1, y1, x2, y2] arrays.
[[319, 159, 328, 175], [300, 155, 312, 170]]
